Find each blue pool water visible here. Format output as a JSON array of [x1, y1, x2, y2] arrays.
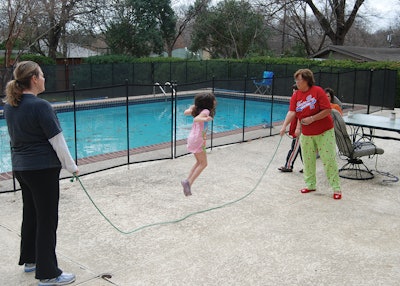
[[0, 96, 288, 173]]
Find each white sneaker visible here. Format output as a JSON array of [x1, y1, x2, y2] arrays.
[[24, 263, 36, 273], [38, 272, 76, 286], [181, 179, 192, 196]]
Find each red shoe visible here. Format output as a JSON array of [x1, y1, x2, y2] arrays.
[[300, 188, 316, 193], [333, 193, 342, 200]]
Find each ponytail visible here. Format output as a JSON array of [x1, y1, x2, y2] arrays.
[[5, 61, 39, 107], [5, 80, 24, 107]]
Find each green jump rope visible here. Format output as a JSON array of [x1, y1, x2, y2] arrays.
[[70, 136, 283, 235]]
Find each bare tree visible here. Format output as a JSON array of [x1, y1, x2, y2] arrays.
[[257, 0, 325, 55], [285, 1, 327, 55], [257, 0, 366, 55], [52, 0, 105, 59], [0, 0, 42, 97], [0, 0, 39, 67], [304, 0, 365, 45], [22, 0, 106, 60], [0, 0, 108, 60]]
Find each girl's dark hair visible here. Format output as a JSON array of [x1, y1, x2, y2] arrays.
[[191, 92, 217, 118], [5, 61, 40, 107], [324, 87, 335, 103]]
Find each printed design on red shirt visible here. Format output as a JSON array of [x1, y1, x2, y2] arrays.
[[295, 95, 317, 112]]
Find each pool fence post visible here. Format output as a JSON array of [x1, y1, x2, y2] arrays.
[[381, 69, 386, 109], [367, 69, 373, 114], [172, 81, 177, 158], [242, 76, 247, 142], [10, 141, 17, 192], [269, 73, 275, 136], [211, 77, 215, 150], [72, 84, 78, 165], [125, 79, 130, 164], [12, 171, 17, 192], [335, 71, 341, 103], [352, 69, 357, 109]]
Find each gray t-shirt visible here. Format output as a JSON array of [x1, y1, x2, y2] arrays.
[[4, 94, 62, 171]]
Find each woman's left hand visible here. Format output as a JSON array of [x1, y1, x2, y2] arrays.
[[301, 116, 314, 125]]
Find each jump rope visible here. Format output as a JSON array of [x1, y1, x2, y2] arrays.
[[70, 136, 284, 235]]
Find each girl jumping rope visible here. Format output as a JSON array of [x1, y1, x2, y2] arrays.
[[181, 92, 217, 196]]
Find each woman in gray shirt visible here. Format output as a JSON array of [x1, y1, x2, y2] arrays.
[[4, 61, 78, 286]]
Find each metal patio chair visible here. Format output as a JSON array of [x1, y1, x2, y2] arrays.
[[331, 109, 384, 180]]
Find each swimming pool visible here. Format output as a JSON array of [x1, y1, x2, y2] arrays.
[[0, 96, 289, 173]]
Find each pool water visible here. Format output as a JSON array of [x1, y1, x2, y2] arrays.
[[0, 96, 288, 173]]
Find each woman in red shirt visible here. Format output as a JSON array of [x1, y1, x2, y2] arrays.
[[279, 69, 342, 200]]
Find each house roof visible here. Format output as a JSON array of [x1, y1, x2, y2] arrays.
[[310, 45, 400, 62]]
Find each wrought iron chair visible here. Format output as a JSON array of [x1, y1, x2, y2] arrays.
[[253, 71, 274, 95], [331, 109, 384, 180]]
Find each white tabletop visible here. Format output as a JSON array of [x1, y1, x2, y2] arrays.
[[343, 113, 400, 133]]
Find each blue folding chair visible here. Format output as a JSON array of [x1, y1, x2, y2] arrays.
[[253, 71, 274, 94]]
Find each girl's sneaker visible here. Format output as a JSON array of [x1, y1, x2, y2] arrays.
[[181, 180, 192, 196]]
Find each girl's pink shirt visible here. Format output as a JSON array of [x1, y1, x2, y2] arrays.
[[187, 109, 210, 153]]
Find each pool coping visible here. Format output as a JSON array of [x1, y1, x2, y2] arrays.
[[1, 90, 288, 116]]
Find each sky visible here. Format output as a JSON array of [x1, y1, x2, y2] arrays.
[[172, 0, 399, 32], [361, 0, 400, 31]]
